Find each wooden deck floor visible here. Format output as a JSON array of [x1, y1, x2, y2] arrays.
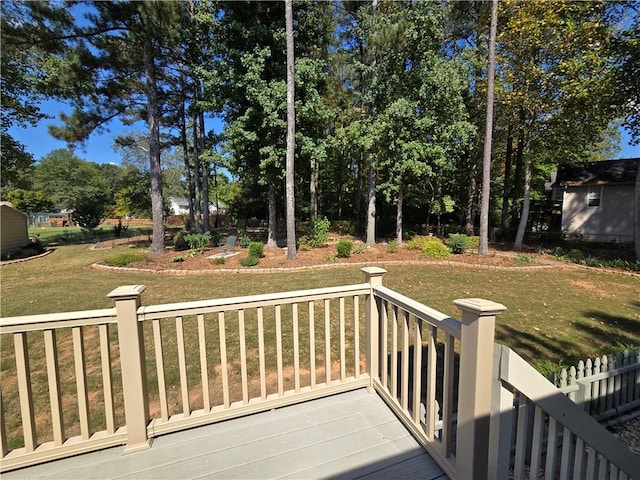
[[4, 389, 447, 479]]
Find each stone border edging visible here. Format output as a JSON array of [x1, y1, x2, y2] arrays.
[[0, 249, 54, 266]]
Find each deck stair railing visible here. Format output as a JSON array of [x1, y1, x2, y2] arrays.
[[1, 267, 638, 479]]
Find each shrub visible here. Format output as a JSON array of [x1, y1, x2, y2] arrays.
[[420, 239, 451, 259], [467, 236, 480, 250], [552, 247, 565, 258], [239, 256, 260, 267], [445, 234, 470, 254], [171, 255, 184, 263], [211, 257, 226, 265], [515, 253, 535, 265], [407, 235, 432, 251], [248, 241, 264, 258], [103, 251, 147, 267], [336, 239, 353, 258], [309, 216, 331, 247], [567, 249, 584, 262], [184, 232, 211, 255], [298, 235, 312, 251], [238, 235, 251, 248], [353, 243, 366, 254], [386, 240, 399, 253], [173, 231, 188, 251], [113, 219, 129, 238]]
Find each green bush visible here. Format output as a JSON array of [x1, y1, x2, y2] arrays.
[[239, 256, 260, 267], [171, 255, 184, 263], [103, 251, 147, 267], [248, 241, 264, 258], [173, 230, 188, 251], [407, 235, 432, 251], [239, 235, 251, 248], [184, 232, 211, 255], [445, 234, 470, 254], [420, 239, 451, 259], [336, 239, 353, 258], [567, 249, 584, 262], [467, 236, 480, 250], [211, 257, 226, 265], [386, 240, 399, 253], [309, 216, 331, 247], [515, 253, 535, 265]]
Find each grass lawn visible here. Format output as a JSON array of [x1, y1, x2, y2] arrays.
[[2, 243, 638, 367], [1, 243, 638, 449]]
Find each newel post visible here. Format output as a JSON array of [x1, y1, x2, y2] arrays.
[[454, 298, 507, 480], [108, 285, 151, 453], [362, 267, 386, 388]]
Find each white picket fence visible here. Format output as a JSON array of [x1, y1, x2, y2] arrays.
[[552, 347, 640, 421]]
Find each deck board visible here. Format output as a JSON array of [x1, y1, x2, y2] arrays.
[[4, 389, 447, 479]]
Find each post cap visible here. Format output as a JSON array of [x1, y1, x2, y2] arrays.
[[108, 285, 147, 299], [454, 298, 507, 316]]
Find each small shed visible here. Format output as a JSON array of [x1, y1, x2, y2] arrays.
[[0, 202, 29, 256]]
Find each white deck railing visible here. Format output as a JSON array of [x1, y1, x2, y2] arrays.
[[1, 267, 637, 479]]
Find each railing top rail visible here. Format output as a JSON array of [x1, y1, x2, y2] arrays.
[[138, 283, 371, 320], [374, 285, 461, 338], [0, 308, 117, 334]]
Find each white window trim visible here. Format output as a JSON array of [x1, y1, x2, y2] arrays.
[[587, 185, 602, 207]]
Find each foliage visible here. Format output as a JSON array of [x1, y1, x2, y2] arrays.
[[183, 232, 211, 256], [336, 239, 353, 258], [4, 189, 53, 213], [113, 220, 129, 238], [238, 236, 251, 248], [420, 239, 452, 259], [297, 236, 312, 251], [211, 257, 226, 265], [248, 242, 265, 259], [407, 236, 435, 251], [103, 251, 147, 267], [239, 256, 260, 267], [445, 234, 470, 254], [173, 231, 188, 251], [353, 243, 366, 255], [386, 240, 399, 253], [309, 216, 331, 247], [171, 256, 184, 263], [72, 192, 108, 230], [515, 254, 536, 265]]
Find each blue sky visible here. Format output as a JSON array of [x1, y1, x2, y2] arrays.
[[8, 100, 639, 165]]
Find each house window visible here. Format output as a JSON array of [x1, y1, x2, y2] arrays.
[[587, 186, 602, 207]]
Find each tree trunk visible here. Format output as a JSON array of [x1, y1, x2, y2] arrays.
[[192, 118, 202, 232], [501, 120, 514, 232], [478, 0, 498, 256], [310, 156, 318, 224], [396, 184, 403, 245], [180, 96, 195, 233], [465, 153, 478, 236], [285, 0, 297, 260], [267, 180, 278, 249], [143, 28, 165, 254], [513, 133, 532, 251], [366, 160, 376, 245], [199, 110, 210, 233]]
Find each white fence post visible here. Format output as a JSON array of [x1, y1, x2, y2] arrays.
[[108, 285, 151, 453], [454, 298, 507, 480], [362, 267, 386, 389]]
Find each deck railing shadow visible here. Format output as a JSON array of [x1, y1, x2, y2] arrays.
[[1, 267, 637, 479]]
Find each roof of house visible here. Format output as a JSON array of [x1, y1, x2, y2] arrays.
[[556, 158, 639, 186], [0, 202, 27, 217]]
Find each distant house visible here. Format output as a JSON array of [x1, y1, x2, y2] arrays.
[[168, 196, 226, 216], [552, 158, 639, 243], [0, 202, 29, 255]]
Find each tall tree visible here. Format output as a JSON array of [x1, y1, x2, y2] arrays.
[[478, 0, 498, 256], [285, 0, 297, 260], [43, 1, 186, 253]]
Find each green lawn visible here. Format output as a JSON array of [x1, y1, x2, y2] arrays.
[[1, 243, 639, 367]]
